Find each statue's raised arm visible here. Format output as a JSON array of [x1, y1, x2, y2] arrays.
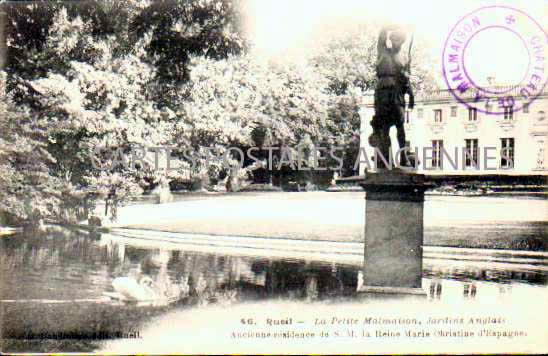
[[376, 25, 401, 63], [377, 27, 389, 62]]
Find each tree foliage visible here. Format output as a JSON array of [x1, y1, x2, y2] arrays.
[[309, 23, 437, 96], [3, 3, 167, 223]]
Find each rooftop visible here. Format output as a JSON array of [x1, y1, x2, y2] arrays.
[[416, 84, 548, 103], [361, 85, 548, 105]]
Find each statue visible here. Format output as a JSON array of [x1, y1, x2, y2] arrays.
[[369, 26, 415, 168]]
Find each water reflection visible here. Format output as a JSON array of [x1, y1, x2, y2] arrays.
[[429, 280, 442, 300], [1, 230, 546, 304], [1, 229, 547, 352], [463, 283, 477, 298]]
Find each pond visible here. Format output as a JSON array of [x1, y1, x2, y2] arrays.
[[1, 228, 546, 353]]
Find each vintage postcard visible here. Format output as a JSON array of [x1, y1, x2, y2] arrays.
[[0, 0, 546, 354]]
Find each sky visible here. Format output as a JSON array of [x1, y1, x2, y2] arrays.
[[243, 0, 547, 86]]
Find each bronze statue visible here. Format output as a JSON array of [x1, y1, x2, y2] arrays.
[[369, 26, 414, 167]]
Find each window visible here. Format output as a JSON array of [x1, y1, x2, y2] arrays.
[[500, 138, 514, 169], [465, 139, 479, 168], [405, 110, 410, 123], [434, 109, 443, 123], [503, 106, 513, 120], [523, 103, 529, 113], [451, 106, 457, 117], [417, 108, 423, 118], [468, 108, 477, 121], [432, 140, 443, 169]]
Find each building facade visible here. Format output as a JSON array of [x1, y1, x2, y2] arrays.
[[358, 86, 548, 176]]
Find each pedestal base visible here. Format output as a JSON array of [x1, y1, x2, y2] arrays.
[[356, 270, 427, 298], [358, 170, 431, 290]]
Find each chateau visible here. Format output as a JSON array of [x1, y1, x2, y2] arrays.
[[358, 85, 548, 177]]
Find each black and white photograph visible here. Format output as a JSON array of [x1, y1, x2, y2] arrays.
[[0, 0, 546, 354]]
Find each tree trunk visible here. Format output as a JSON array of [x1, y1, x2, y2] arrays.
[[225, 168, 240, 192]]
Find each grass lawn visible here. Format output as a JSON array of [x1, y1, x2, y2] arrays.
[[105, 192, 547, 250]]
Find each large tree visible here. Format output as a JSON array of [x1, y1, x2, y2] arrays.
[[130, 0, 248, 106], [175, 53, 366, 188], [1, 0, 249, 223], [2, 3, 167, 223], [0, 72, 65, 226]]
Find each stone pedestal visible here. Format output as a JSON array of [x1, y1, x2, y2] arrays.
[[349, 170, 430, 296]]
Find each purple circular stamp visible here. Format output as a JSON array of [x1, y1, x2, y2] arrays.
[[442, 5, 547, 115]]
